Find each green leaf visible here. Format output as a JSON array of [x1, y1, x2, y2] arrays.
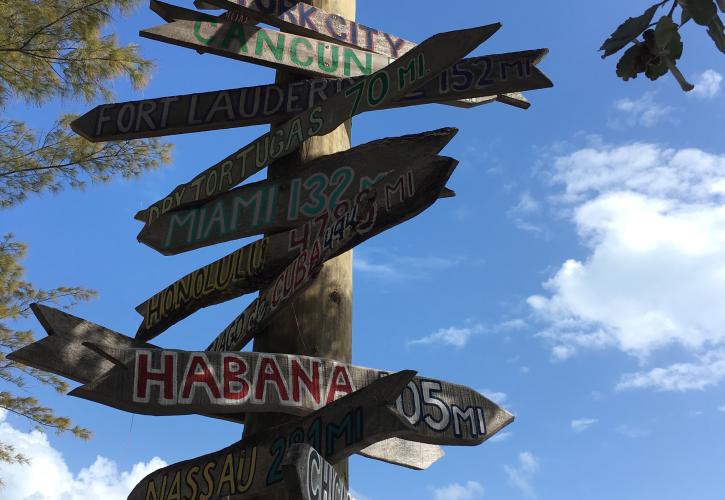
[[718, 0, 725, 12], [616, 44, 648, 80], [707, 15, 725, 52], [600, 3, 663, 58], [655, 17, 685, 60], [681, 6, 693, 25], [685, 0, 718, 25]]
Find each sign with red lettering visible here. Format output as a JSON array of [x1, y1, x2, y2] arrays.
[[9, 303, 445, 471], [134, 151, 456, 341], [127, 371, 417, 500], [194, 156, 457, 350], [283, 444, 354, 500], [69, 346, 513, 446], [134, 22, 499, 222]]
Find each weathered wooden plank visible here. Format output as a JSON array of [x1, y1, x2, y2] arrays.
[[69, 346, 513, 445], [134, 23, 499, 222], [127, 371, 417, 499], [9, 304, 445, 470], [204, 0, 415, 59], [70, 48, 550, 142], [282, 444, 355, 500], [140, 14, 393, 80], [196, 155, 457, 350], [134, 129, 455, 339], [138, 148, 453, 254]]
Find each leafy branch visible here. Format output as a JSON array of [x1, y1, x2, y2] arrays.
[[601, 0, 725, 91]]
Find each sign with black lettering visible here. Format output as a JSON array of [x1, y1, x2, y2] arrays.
[[283, 444, 354, 500], [195, 155, 458, 349], [126, 371, 417, 500], [69, 346, 513, 445], [9, 303, 445, 471], [134, 22, 499, 223], [70, 48, 551, 143]]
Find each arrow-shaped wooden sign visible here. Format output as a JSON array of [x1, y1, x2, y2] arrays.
[[67, 346, 513, 445], [126, 370, 417, 499], [282, 444, 354, 500], [136, 140, 453, 353], [8, 303, 445, 471], [70, 47, 550, 142], [195, 155, 457, 350], [137, 150, 453, 255], [134, 22, 499, 223]]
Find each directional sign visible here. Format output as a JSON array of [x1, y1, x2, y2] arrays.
[[137, 145, 453, 356], [138, 150, 452, 255], [9, 303, 444, 470], [70, 48, 550, 142], [127, 371, 418, 500], [282, 444, 355, 500], [193, 155, 457, 350], [68, 347, 513, 445], [134, 22, 499, 222], [202, 0, 415, 59]]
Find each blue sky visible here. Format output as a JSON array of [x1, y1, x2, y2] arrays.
[[2, 1, 725, 499]]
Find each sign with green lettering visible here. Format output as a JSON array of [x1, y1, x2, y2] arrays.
[[133, 129, 456, 339], [134, 22, 500, 223]]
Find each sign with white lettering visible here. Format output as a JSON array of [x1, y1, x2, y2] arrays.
[[197, 155, 458, 350], [9, 303, 445, 470], [69, 347, 513, 445], [70, 48, 550, 142], [134, 22, 499, 223], [283, 444, 354, 500], [126, 371, 417, 500]]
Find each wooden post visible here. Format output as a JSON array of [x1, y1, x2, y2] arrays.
[[242, 1, 355, 497]]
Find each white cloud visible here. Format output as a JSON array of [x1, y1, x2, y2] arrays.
[[488, 431, 513, 443], [354, 250, 465, 281], [616, 350, 725, 391], [0, 411, 166, 500], [570, 418, 599, 432], [409, 325, 482, 348], [610, 92, 675, 128], [508, 192, 546, 235], [692, 69, 723, 99], [432, 481, 484, 500], [482, 390, 508, 406], [496, 319, 528, 331], [616, 424, 650, 439], [530, 141, 725, 392], [504, 451, 539, 499], [350, 489, 373, 500], [718, 405, 725, 412]]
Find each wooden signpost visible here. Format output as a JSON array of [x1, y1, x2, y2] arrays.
[[10, 0, 554, 495], [282, 444, 354, 500], [134, 22, 499, 223], [192, 155, 457, 350], [8, 303, 445, 471], [69, 346, 513, 445], [126, 370, 417, 500], [137, 151, 454, 255], [70, 47, 550, 142]]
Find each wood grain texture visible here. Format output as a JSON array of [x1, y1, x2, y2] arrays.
[[137, 129, 456, 253], [282, 444, 354, 500], [134, 22, 499, 222], [127, 371, 416, 500], [134, 128, 456, 338], [70, 47, 550, 142], [8, 304, 445, 469], [197, 156, 458, 350], [69, 347, 514, 445]]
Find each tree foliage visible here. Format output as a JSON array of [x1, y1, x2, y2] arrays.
[[0, 0, 172, 473], [0, 235, 94, 468], [0, 0, 172, 208], [601, 0, 725, 91]]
